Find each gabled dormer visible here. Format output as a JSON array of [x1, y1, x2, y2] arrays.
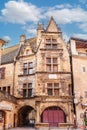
[[17, 35, 36, 58], [46, 16, 61, 33]]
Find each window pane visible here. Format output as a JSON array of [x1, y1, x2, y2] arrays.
[[47, 83, 52, 88], [7, 86, 10, 94], [54, 83, 59, 88], [46, 58, 51, 63], [28, 68, 33, 74], [48, 89, 52, 95], [23, 83, 27, 89], [29, 62, 33, 68], [3, 87, 6, 92], [52, 39, 57, 42], [53, 58, 57, 63], [23, 63, 27, 68], [26, 49, 30, 55], [28, 83, 32, 88], [53, 65, 58, 72], [52, 44, 57, 49], [46, 44, 51, 49], [54, 89, 59, 96], [23, 89, 26, 97], [28, 89, 32, 97], [85, 91, 87, 98], [23, 69, 27, 75], [83, 67, 86, 72], [46, 39, 51, 42], [47, 65, 51, 72]]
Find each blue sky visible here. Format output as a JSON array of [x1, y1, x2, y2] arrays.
[[0, 0, 87, 47]]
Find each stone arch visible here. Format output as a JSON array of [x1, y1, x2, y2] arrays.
[[18, 105, 36, 127], [41, 106, 66, 127], [40, 103, 68, 116]]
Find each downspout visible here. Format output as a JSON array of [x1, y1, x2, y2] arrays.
[[70, 53, 76, 115], [69, 42, 77, 128], [12, 57, 16, 96]]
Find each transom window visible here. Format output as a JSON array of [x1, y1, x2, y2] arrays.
[[45, 38, 57, 49], [47, 83, 59, 96], [23, 62, 33, 75], [46, 57, 58, 72], [23, 83, 32, 97]]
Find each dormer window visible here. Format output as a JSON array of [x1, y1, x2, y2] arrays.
[[26, 49, 30, 55]]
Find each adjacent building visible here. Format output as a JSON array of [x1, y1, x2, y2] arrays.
[[70, 37, 87, 127], [0, 17, 74, 129]]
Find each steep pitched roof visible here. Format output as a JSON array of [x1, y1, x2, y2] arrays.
[[1, 44, 20, 64], [71, 37, 87, 48], [46, 16, 61, 33], [1, 37, 37, 64]]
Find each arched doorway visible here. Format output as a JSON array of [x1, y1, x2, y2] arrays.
[[18, 106, 35, 127], [0, 110, 5, 129], [41, 106, 66, 127]]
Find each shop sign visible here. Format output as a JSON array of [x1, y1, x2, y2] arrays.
[[0, 103, 13, 111], [49, 74, 57, 79]]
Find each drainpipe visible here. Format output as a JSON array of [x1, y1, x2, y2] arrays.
[[12, 57, 16, 96], [69, 42, 77, 128]]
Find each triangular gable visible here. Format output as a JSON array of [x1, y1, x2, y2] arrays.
[[16, 37, 36, 58], [46, 16, 60, 32]]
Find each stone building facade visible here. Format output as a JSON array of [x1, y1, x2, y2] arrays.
[[70, 37, 87, 127], [0, 17, 73, 129]]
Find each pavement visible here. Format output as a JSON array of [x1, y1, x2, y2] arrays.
[[9, 127, 81, 130]]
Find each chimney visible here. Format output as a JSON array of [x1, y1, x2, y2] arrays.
[[0, 39, 6, 65], [20, 35, 26, 45]]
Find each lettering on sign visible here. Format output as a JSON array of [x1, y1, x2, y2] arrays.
[[49, 74, 57, 79]]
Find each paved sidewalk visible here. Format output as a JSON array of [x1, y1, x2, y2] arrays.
[[9, 127, 81, 130]]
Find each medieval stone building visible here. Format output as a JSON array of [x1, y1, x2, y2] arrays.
[[0, 17, 73, 129]]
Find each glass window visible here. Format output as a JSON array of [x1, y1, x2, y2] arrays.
[[83, 66, 86, 72], [46, 57, 58, 72], [48, 89, 52, 95], [85, 91, 87, 98], [46, 58, 51, 64]]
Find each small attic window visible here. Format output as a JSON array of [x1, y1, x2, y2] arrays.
[[26, 49, 30, 55]]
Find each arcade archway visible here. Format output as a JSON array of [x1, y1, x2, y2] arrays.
[[18, 105, 35, 127], [41, 106, 66, 127]]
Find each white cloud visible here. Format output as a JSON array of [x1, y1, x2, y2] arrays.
[[1, 1, 87, 25], [63, 33, 70, 42], [0, 1, 42, 24], [22, 25, 36, 36], [44, 7, 87, 24], [72, 33, 87, 40], [79, 0, 87, 4], [78, 23, 87, 32], [3, 35, 11, 43]]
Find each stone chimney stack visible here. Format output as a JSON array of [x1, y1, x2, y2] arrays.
[[0, 39, 6, 65], [20, 34, 26, 45]]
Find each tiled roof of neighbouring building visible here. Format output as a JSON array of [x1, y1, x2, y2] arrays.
[[71, 37, 87, 48], [1, 37, 36, 64]]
